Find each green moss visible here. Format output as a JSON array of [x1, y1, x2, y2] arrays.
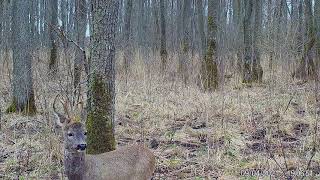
[[23, 93, 37, 116], [208, 16, 213, 31], [6, 95, 36, 116], [207, 16, 217, 34], [202, 39, 218, 91], [86, 73, 116, 154], [6, 98, 17, 113]]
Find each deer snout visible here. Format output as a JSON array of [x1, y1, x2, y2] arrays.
[[77, 144, 87, 151]]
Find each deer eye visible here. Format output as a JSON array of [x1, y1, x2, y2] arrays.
[[84, 132, 87, 136], [67, 133, 74, 137]]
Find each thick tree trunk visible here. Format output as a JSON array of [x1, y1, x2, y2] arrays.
[[160, 0, 168, 72], [202, 0, 218, 91], [252, 0, 263, 82], [7, 0, 36, 115], [87, 0, 119, 154], [153, 0, 160, 53], [48, 0, 58, 76], [179, 0, 192, 84], [196, 0, 205, 60], [293, 0, 316, 80], [242, 0, 253, 83], [74, 0, 87, 103], [233, 0, 243, 74]]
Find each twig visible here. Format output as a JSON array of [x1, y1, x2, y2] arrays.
[[300, 147, 316, 180], [268, 152, 288, 178], [283, 96, 293, 115], [47, 23, 89, 76]]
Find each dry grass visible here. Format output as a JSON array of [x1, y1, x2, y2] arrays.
[[1, 50, 320, 180]]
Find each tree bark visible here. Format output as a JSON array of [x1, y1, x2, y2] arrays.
[[252, 0, 263, 82], [7, 0, 36, 115], [293, 0, 316, 79], [233, 0, 243, 74], [242, 0, 253, 83], [86, 0, 119, 154], [123, 0, 133, 85], [160, 0, 168, 72], [179, 0, 192, 84], [48, 0, 58, 76], [74, 0, 87, 103], [196, 0, 205, 60], [315, 0, 320, 81], [202, 0, 218, 91]]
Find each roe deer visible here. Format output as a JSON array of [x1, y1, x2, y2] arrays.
[[53, 95, 155, 180]]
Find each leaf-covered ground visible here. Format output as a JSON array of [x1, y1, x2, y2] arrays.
[[1, 55, 320, 180]]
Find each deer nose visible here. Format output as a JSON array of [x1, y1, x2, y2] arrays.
[[77, 144, 87, 151]]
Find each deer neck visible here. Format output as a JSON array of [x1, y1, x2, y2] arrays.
[[64, 149, 86, 180]]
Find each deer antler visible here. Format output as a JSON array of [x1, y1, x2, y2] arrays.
[[53, 94, 72, 122]]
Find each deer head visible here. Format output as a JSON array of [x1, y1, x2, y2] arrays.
[[53, 94, 87, 152]]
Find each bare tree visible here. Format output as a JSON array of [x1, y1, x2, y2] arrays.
[[160, 0, 168, 72], [48, 0, 58, 75], [232, 0, 243, 74], [202, 0, 218, 91], [86, 0, 119, 154], [123, 0, 133, 84], [196, 0, 205, 60], [74, 0, 87, 100], [242, 0, 253, 83], [316, 0, 320, 78], [252, 0, 263, 82], [7, 0, 36, 115], [179, 0, 192, 84], [293, 0, 316, 79]]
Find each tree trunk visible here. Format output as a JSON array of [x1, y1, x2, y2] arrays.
[[196, 0, 205, 60], [86, 0, 119, 154], [123, 0, 133, 85], [74, 0, 87, 103], [252, 0, 263, 82], [242, 0, 253, 83], [153, 0, 160, 53], [267, 0, 274, 70], [233, 0, 243, 74], [315, 0, 320, 81], [202, 0, 218, 91], [293, 0, 316, 79], [48, 0, 58, 76], [60, 0, 69, 54], [160, 0, 168, 72], [7, 0, 36, 115], [0, 1, 3, 52], [179, 0, 192, 84]]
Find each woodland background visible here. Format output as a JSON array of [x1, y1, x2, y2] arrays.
[[1, 0, 320, 179]]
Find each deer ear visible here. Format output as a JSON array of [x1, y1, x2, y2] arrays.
[[54, 113, 71, 127]]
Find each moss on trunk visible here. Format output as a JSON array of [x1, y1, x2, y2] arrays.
[[202, 38, 218, 91], [86, 74, 115, 154], [6, 94, 37, 116]]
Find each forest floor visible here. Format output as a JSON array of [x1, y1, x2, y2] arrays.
[[1, 56, 320, 180]]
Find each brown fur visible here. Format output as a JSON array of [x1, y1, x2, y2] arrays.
[[59, 122, 155, 180]]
